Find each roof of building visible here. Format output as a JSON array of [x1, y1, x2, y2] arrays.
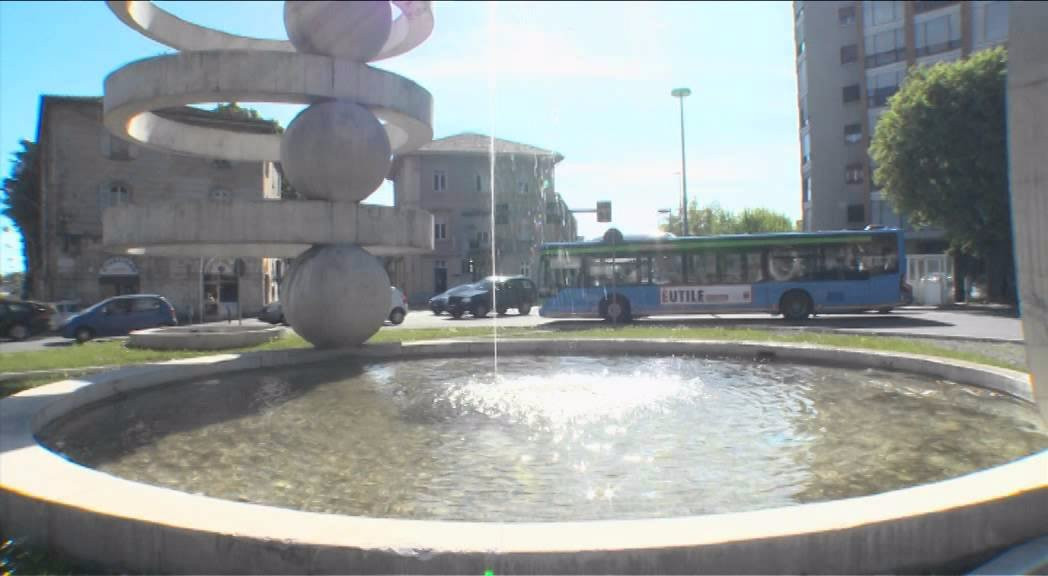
[[37, 95, 282, 137], [407, 132, 563, 161]]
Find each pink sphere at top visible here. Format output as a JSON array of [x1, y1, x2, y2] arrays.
[[284, 0, 392, 61]]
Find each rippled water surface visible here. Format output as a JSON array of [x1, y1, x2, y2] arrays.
[[39, 355, 1048, 521]]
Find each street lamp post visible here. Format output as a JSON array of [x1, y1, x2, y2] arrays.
[[671, 87, 691, 238]]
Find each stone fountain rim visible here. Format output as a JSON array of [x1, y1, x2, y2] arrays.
[[1, 338, 1044, 573]]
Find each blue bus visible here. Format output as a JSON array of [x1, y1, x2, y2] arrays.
[[538, 228, 909, 322]]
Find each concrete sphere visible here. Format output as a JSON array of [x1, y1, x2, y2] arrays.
[[280, 101, 391, 202], [284, 1, 392, 61], [281, 244, 390, 348]]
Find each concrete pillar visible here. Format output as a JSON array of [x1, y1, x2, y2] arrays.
[[1007, 1, 1048, 422]]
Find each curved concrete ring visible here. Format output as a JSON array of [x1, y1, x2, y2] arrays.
[[103, 201, 435, 257], [0, 340, 1045, 574], [106, 0, 434, 61], [103, 51, 433, 162]]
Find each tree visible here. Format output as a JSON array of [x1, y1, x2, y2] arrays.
[[660, 201, 795, 236], [2, 140, 40, 290], [870, 47, 1012, 301]]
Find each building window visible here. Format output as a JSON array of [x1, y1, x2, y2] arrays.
[[840, 44, 859, 64], [972, 1, 1008, 47], [434, 222, 447, 241], [495, 203, 509, 225], [109, 136, 132, 161], [864, 1, 902, 26], [435, 259, 446, 269], [844, 123, 863, 144], [842, 84, 861, 103], [475, 173, 483, 192], [461, 259, 471, 274], [801, 132, 811, 165], [518, 181, 529, 194], [866, 68, 904, 108], [847, 204, 866, 224], [845, 163, 865, 184], [100, 183, 131, 211], [914, 1, 959, 15], [864, 28, 906, 67], [802, 176, 811, 203], [433, 170, 446, 192], [798, 98, 808, 129], [796, 40, 805, 57], [916, 12, 961, 56], [520, 262, 531, 277], [838, 5, 855, 25]]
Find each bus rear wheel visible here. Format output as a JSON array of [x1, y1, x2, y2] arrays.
[[601, 296, 632, 324], [780, 291, 813, 322]]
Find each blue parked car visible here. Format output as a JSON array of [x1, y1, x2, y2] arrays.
[[61, 294, 177, 343]]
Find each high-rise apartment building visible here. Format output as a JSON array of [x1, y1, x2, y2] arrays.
[[794, 1, 1008, 246]]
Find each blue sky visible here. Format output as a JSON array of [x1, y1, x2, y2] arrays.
[[0, 1, 801, 274]]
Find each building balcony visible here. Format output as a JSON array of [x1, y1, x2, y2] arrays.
[[867, 86, 899, 108], [864, 48, 906, 69], [916, 39, 961, 57]]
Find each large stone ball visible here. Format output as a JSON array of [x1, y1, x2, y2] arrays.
[[281, 244, 390, 348], [280, 101, 391, 202], [284, 0, 392, 61]]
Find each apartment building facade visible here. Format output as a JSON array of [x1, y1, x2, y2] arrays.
[[33, 96, 283, 321], [794, 0, 1008, 245], [386, 133, 577, 305]]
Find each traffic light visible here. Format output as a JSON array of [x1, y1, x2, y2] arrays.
[[596, 201, 612, 223]]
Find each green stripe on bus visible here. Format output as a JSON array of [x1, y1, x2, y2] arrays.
[[541, 235, 879, 256]]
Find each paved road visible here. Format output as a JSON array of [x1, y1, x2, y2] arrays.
[[397, 306, 1024, 342], [0, 306, 1022, 355]]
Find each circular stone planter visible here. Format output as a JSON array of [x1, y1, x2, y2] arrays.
[[127, 324, 286, 350], [1, 340, 1045, 574]]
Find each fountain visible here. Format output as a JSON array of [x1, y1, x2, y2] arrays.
[[1, 2, 1046, 574]]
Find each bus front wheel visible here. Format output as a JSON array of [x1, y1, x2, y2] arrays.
[[601, 296, 632, 324], [780, 291, 813, 322]]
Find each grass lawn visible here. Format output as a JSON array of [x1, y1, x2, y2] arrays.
[[0, 324, 1023, 384]]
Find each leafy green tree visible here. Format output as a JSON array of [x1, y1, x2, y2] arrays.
[[661, 201, 795, 235], [2, 140, 40, 290], [870, 47, 1012, 301]]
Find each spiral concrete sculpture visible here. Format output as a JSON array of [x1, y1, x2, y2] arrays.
[[102, 0, 436, 347]]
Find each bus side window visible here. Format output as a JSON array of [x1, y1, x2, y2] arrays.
[[745, 252, 764, 283], [654, 254, 683, 285]]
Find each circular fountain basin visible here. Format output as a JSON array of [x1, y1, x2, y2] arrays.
[[127, 324, 286, 350], [1, 340, 1046, 574]]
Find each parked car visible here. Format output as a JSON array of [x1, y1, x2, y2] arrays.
[[49, 300, 83, 330], [428, 284, 474, 315], [388, 287, 409, 325], [259, 301, 285, 325], [61, 294, 177, 343], [0, 299, 54, 341], [261, 287, 408, 326], [446, 276, 538, 319]]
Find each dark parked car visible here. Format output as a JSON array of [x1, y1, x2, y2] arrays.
[[61, 294, 177, 343], [428, 284, 474, 315], [0, 299, 54, 341], [446, 276, 538, 319], [259, 301, 286, 324]]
